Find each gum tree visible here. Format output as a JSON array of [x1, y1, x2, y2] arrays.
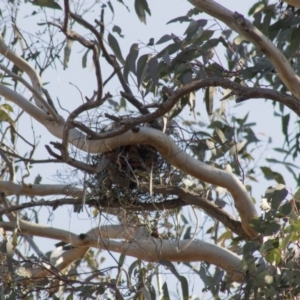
[[0, 0, 300, 298]]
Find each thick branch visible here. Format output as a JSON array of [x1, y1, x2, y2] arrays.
[[189, 0, 300, 101], [0, 219, 243, 282]]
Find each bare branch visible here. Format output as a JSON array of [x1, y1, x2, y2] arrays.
[[63, 0, 70, 32]]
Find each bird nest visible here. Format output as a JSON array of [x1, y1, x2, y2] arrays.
[[88, 122, 181, 206]]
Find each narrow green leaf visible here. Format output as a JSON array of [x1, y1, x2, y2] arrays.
[[279, 201, 292, 216], [34, 174, 42, 184], [159, 260, 189, 300], [156, 34, 173, 45], [167, 16, 190, 24], [1, 104, 13, 112], [108, 33, 125, 64], [261, 166, 274, 180], [162, 51, 171, 66], [0, 107, 14, 123], [183, 226, 191, 239], [162, 282, 170, 300], [10, 126, 16, 145], [204, 86, 214, 115], [32, 0, 62, 10], [107, 1, 114, 15], [63, 39, 73, 69], [282, 113, 290, 144], [118, 253, 126, 266], [112, 25, 124, 38], [136, 54, 149, 88], [124, 43, 139, 82], [128, 259, 140, 278], [147, 56, 158, 86], [82, 49, 89, 69], [5, 240, 14, 274], [134, 0, 151, 24]]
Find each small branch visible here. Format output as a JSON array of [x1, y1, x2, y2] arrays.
[[63, 0, 70, 32], [42, 88, 58, 115], [0, 147, 61, 164], [103, 67, 121, 86], [72, 121, 130, 140], [45, 143, 108, 173], [61, 93, 111, 160]]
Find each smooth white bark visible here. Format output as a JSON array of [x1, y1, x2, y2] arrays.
[[0, 219, 243, 282]]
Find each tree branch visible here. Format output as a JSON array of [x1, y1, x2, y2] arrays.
[[189, 0, 300, 101], [0, 219, 244, 282], [0, 181, 82, 197]]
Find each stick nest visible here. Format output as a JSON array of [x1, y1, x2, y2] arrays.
[[89, 122, 182, 206]]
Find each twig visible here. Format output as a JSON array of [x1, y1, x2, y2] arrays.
[[63, 0, 70, 32]]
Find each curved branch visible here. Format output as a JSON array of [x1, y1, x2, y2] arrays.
[[188, 0, 300, 101], [0, 219, 243, 282]]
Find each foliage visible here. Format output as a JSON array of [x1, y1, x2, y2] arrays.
[[0, 0, 300, 299]]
